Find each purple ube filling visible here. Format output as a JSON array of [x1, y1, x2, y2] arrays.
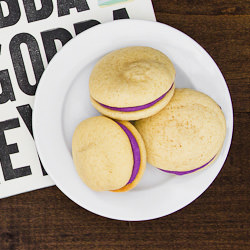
[[116, 122, 141, 184], [98, 82, 174, 112], [160, 155, 216, 175]]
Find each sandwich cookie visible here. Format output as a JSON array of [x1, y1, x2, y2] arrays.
[[89, 46, 175, 120], [135, 89, 226, 175], [72, 116, 146, 192]]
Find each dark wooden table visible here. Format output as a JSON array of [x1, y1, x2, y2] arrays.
[[1, 1, 249, 249]]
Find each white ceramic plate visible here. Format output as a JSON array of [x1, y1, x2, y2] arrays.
[[33, 19, 233, 221]]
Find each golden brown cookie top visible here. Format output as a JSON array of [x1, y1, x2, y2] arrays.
[[135, 89, 226, 172], [89, 46, 175, 107], [72, 116, 133, 191]]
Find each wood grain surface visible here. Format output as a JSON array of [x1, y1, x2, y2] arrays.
[[0, 1, 249, 249]]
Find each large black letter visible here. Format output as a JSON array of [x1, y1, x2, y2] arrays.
[[0, 70, 15, 104], [0, 0, 20, 28], [9, 33, 44, 96], [16, 105, 32, 136], [0, 118, 31, 181], [113, 8, 129, 20], [17, 104, 47, 176], [57, 0, 89, 17], [41, 28, 72, 62], [74, 19, 100, 35], [23, 0, 53, 23]]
